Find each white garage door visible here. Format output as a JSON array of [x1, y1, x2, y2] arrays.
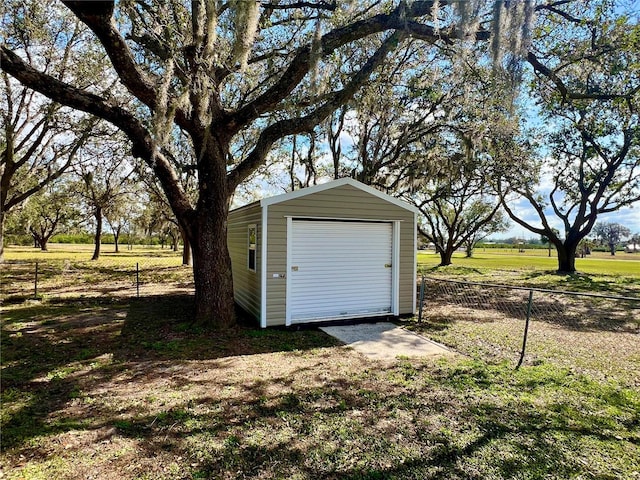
[[289, 220, 393, 323]]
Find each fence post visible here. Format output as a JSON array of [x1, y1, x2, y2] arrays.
[[418, 274, 425, 323], [34, 262, 39, 299], [136, 262, 140, 298], [516, 289, 534, 369]]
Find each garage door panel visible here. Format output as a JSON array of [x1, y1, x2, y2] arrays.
[[289, 220, 393, 322]]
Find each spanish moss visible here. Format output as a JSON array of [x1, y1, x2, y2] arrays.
[[230, 0, 260, 72]]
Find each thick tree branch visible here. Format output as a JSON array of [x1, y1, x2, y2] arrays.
[[229, 1, 484, 133], [0, 46, 195, 225], [500, 190, 548, 238], [61, 2, 156, 107], [527, 51, 637, 102], [1, 48, 144, 149], [61, 1, 193, 130], [227, 32, 403, 189], [537, 3, 593, 26]]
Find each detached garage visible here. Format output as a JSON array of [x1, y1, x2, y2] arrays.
[[227, 178, 417, 327]]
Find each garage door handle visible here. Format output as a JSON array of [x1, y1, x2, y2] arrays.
[[385, 264, 392, 268], [291, 266, 299, 271]]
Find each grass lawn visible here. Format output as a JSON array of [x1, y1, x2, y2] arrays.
[[1, 245, 193, 302], [418, 249, 640, 297], [418, 248, 640, 276], [1, 245, 639, 479]]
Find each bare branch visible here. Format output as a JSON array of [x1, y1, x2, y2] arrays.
[[527, 52, 637, 102], [261, 1, 337, 11]]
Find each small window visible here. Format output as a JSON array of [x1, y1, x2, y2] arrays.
[[248, 225, 257, 271]]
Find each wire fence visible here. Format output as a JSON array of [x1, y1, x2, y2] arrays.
[[415, 275, 640, 376], [1, 256, 194, 302], [418, 276, 640, 330], [4, 252, 640, 385]]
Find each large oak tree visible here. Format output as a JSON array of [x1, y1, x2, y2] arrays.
[[2, 0, 492, 327], [496, 0, 640, 273], [3, 0, 625, 326]]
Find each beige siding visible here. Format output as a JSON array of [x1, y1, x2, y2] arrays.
[[228, 202, 262, 320], [265, 184, 415, 326]]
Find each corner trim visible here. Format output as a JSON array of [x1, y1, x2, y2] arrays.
[[413, 212, 417, 314], [285, 216, 293, 326], [260, 205, 268, 328], [392, 220, 401, 316]]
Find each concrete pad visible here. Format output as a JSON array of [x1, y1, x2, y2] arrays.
[[320, 322, 453, 361]]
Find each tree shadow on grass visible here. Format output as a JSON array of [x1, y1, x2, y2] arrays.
[[22, 360, 633, 480], [520, 270, 640, 297], [5, 294, 637, 478], [0, 294, 342, 452], [3, 308, 638, 479], [116, 294, 342, 362], [418, 264, 486, 276]]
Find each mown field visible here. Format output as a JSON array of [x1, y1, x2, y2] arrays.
[[418, 248, 640, 277], [1, 245, 192, 301], [1, 245, 639, 479]]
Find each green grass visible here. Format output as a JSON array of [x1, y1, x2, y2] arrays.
[[417, 250, 640, 297], [418, 249, 640, 277], [2, 244, 639, 479]]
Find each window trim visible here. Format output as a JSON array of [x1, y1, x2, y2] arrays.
[[248, 224, 257, 272]]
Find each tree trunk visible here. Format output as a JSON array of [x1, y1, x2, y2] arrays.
[[184, 139, 236, 329], [92, 207, 102, 261], [438, 248, 453, 266], [609, 243, 616, 256], [190, 208, 235, 329], [168, 230, 179, 252], [556, 241, 578, 273], [29, 227, 47, 251], [114, 226, 120, 253], [289, 134, 297, 191], [181, 228, 192, 266], [0, 210, 5, 262], [465, 242, 474, 258], [40, 233, 55, 251]]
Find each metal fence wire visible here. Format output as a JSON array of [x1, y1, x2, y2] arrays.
[[417, 276, 640, 368], [1, 257, 194, 301], [418, 276, 640, 329]]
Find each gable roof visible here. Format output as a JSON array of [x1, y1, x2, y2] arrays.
[[259, 177, 419, 213]]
